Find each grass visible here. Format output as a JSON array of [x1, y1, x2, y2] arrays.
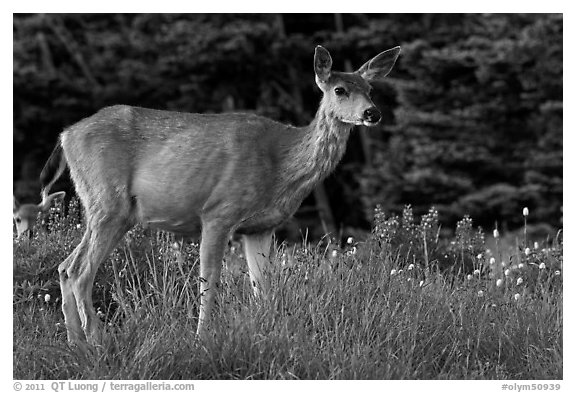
[[13, 200, 563, 379]]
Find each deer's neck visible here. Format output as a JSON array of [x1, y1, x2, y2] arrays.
[[276, 97, 353, 210]]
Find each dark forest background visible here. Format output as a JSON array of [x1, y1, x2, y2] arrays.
[[13, 14, 563, 240]]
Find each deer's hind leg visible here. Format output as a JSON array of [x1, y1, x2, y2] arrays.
[[60, 204, 133, 345]]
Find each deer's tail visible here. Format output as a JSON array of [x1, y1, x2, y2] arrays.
[[40, 138, 67, 207]]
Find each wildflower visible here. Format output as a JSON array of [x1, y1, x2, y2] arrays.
[[466, 274, 473, 281], [524, 248, 530, 256], [501, 261, 507, 267], [407, 277, 412, 282], [489, 257, 496, 265], [518, 263, 525, 269], [496, 279, 503, 287], [473, 269, 481, 276], [504, 269, 510, 276], [350, 246, 357, 255], [514, 293, 521, 301], [555, 270, 561, 276], [478, 290, 484, 297], [44, 294, 51, 303], [398, 269, 403, 274], [534, 242, 539, 250], [477, 253, 483, 260], [419, 280, 424, 287], [493, 229, 500, 238], [331, 250, 338, 258], [76, 224, 82, 229], [390, 269, 397, 276], [516, 277, 523, 285], [523, 207, 529, 216], [171, 242, 180, 251], [539, 262, 546, 270], [346, 236, 354, 245], [408, 264, 415, 270]]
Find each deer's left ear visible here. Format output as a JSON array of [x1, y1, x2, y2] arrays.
[[356, 46, 401, 82]]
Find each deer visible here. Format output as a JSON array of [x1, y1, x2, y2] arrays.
[[13, 192, 66, 238], [39, 45, 400, 344]]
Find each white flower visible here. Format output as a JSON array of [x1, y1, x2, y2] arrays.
[[518, 263, 525, 269], [504, 269, 510, 276], [501, 261, 507, 267], [555, 270, 561, 276], [407, 277, 411, 282], [398, 269, 403, 274], [534, 242, 539, 250], [489, 257, 496, 265], [478, 290, 484, 297], [76, 224, 82, 229], [350, 246, 357, 255], [477, 253, 483, 260], [514, 293, 521, 301], [44, 294, 51, 303], [493, 229, 500, 238], [516, 277, 524, 285], [539, 262, 546, 270], [346, 236, 354, 245], [496, 279, 503, 287], [419, 280, 424, 287], [171, 242, 180, 251], [524, 248, 530, 256], [331, 250, 338, 258], [473, 269, 481, 276], [408, 264, 415, 270], [523, 207, 529, 216], [390, 269, 397, 276], [466, 274, 473, 281]]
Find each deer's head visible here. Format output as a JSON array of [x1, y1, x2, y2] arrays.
[[314, 45, 400, 127], [13, 192, 65, 238]]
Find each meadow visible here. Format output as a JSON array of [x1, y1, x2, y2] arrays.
[[13, 199, 562, 379]]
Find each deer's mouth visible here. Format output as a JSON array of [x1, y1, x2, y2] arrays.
[[362, 119, 380, 127]]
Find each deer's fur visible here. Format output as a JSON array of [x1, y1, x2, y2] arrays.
[[39, 45, 400, 343]]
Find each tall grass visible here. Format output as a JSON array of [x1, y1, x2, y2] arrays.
[[13, 200, 562, 379]]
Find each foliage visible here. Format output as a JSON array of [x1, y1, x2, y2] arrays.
[[13, 201, 562, 379]]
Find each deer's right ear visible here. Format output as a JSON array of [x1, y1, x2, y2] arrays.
[[39, 191, 66, 212], [314, 46, 332, 86], [13, 195, 19, 213]]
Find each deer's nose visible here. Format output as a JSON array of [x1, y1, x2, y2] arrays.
[[363, 107, 381, 123]]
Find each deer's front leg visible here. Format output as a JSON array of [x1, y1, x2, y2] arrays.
[[196, 221, 228, 338], [243, 231, 274, 298]]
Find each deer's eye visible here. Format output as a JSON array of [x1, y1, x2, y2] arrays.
[[15, 218, 21, 223], [334, 87, 347, 96]]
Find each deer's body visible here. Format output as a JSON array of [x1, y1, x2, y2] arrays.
[[41, 45, 400, 344], [63, 105, 348, 237]]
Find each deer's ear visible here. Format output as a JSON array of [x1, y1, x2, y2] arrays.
[[13, 195, 19, 213], [314, 46, 333, 85], [356, 46, 401, 82], [39, 191, 66, 212]]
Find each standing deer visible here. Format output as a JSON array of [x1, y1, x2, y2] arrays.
[[13, 192, 66, 238], [40, 45, 400, 344]]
